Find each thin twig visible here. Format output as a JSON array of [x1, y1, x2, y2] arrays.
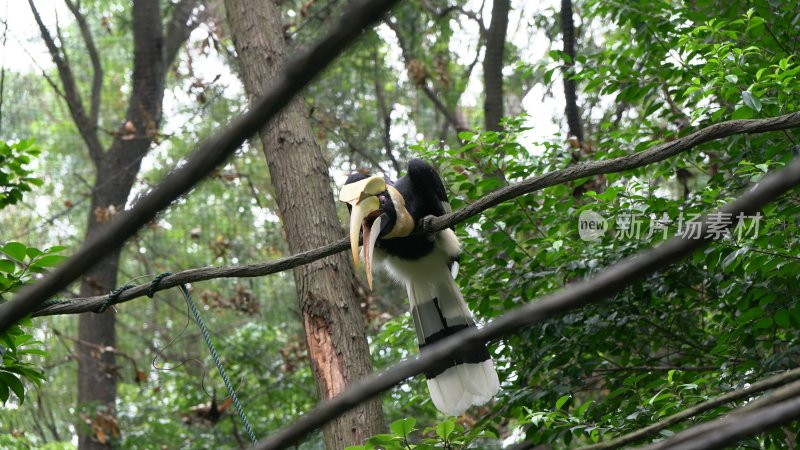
[[64, 0, 103, 127]]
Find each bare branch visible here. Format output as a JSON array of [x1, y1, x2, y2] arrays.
[[251, 154, 800, 450], [385, 18, 470, 133], [418, 0, 486, 38], [580, 367, 800, 450], [64, 0, 103, 128], [29, 111, 800, 317], [372, 44, 401, 173], [484, 0, 509, 132], [560, 0, 583, 142], [164, 0, 204, 69], [0, 0, 403, 332], [28, 0, 103, 163]]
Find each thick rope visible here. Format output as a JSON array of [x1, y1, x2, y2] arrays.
[[95, 283, 136, 313], [147, 272, 172, 298], [178, 283, 258, 445]]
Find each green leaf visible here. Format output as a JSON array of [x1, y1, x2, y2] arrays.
[[0, 372, 24, 404], [555, 395, 571, 410], [731, 106, 754, 120], [544, 67, 556, 85], [725, 74, 738, 84], [0, 259, 15, 274], [575, 400, 593, 417], [668, 369, 680, 383], [0, 378, 8, 404], [457, 131, 474, 141], [31, 254, 67, 268], [13, 334, 33, 347], [367, 434, 400, 447], [721, 248, 746, 270], [1, 242, 26, 261], [753, 317, 773, 329], [742, 91, 762, 112], [737, 307, 763, 324], [18, 348, 48, 357], [389, 417, 416, 437], [436, 418, 455, 440], [775, 310, 791, 328]]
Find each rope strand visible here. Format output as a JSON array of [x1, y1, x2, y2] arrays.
[[178, 284, 258, 445]]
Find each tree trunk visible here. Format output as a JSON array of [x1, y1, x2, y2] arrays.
[[28, 0, 199, 447], [76, 1, 167, 447], [76, 167, 140, 450], [483, 0, 510, 131], [224, 1, 386, 448], [561, 0, 583, 144]]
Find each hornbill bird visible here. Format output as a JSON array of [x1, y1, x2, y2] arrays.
[[339, 158, 499, 416]]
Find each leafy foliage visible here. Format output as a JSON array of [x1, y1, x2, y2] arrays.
[[0, 139, 42, 209], [0, 141, 58, 407], [345, 417, 497, 450]]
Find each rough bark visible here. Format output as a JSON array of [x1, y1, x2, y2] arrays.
[[30, 1, 200, 448], [224, 0, 386, 449], [483, 0, 510, 131], [561, 0, 583, 143], [77, 2, 164, 448]]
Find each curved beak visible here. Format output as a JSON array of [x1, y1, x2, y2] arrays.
[[339, 176, 387, 290], [348, 197, 381, 289]]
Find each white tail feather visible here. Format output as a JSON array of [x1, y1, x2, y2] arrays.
[[427, 360, 500, 416]]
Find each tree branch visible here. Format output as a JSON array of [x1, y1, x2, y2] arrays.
[[31, 238, 351, 317], [640, 385, 800, 450], [30, 111, 800, 317], [483, 0, 509, 132], [421, 111, 800, 233], [385, 18, 470, 133], [579, 367, 800, 450], [561, 0, 583, 143], [28, 0, 103, 163], [250, 155, 800, 450], [418, 0, 486, 38], [372, 44, 401, 173], [64, 0, 103, 128], [164, 0, 203, 69]]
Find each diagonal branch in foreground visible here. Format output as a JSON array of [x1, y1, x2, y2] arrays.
[[640, 383, 800, 450], [249, 157, 800, 450], [578, 366, 800, 450], [31, 111, 800, 317], [0, 0, 402, 333]]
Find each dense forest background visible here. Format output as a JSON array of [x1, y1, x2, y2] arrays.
[[1, 0, 799, 449]]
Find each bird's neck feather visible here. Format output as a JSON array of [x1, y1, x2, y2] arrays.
[[383, 186, 415, 238]]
